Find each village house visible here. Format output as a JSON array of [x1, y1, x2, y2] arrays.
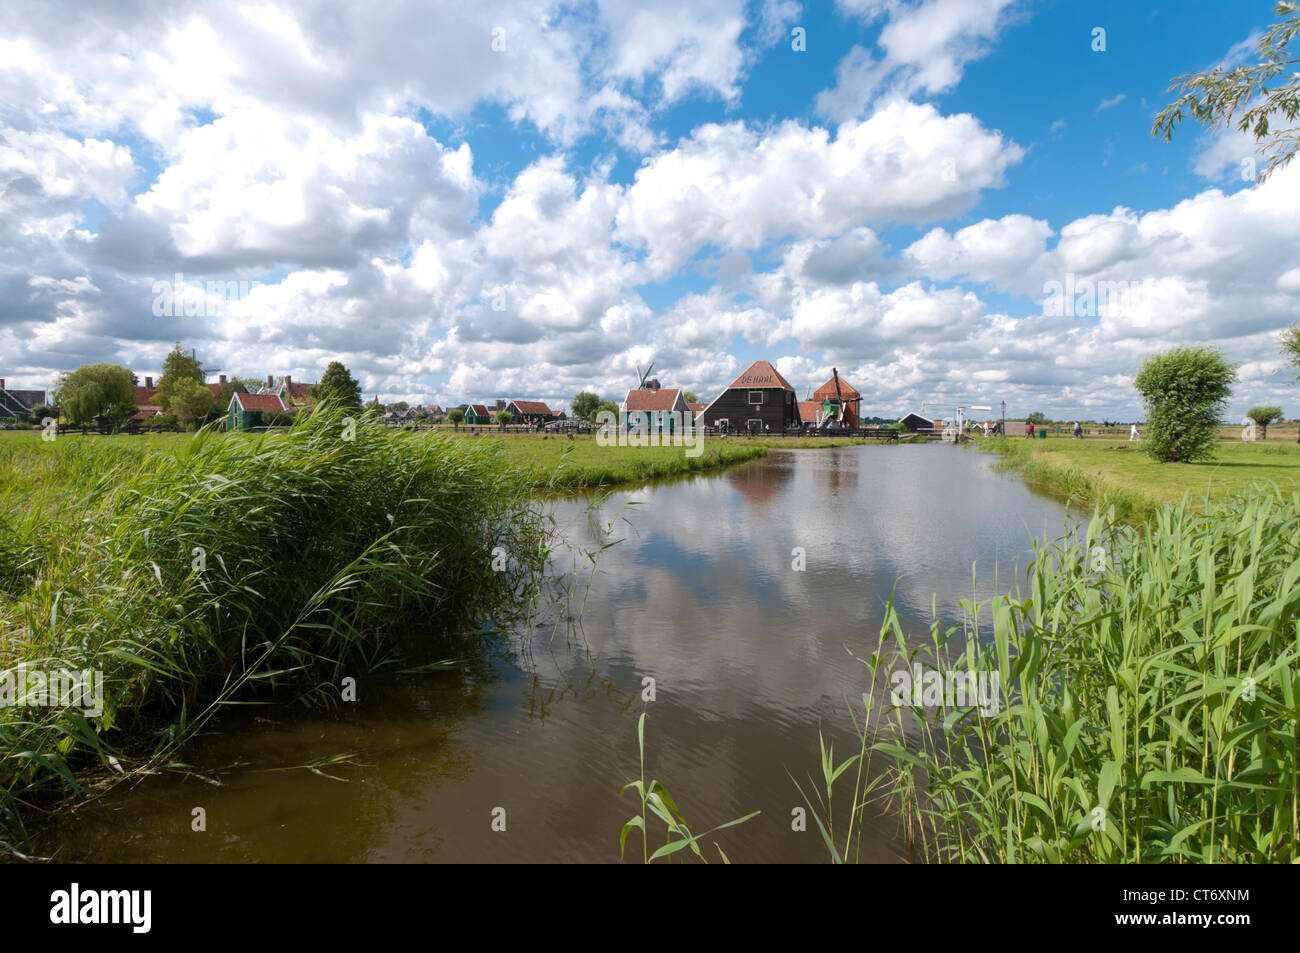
[[128, 376, 163, 425], [700, 360, 799, 432], [463, 403, 492, 425], [227, 391, 287, 431], [620, 383, 690, 430], [898, 412, 937, 432], [257, 374, 316, 409], [505, 399, 557, 426], [0, 378, 47, 420]]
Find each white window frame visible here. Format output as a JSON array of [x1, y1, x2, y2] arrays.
[[748, 390, 764, 405]]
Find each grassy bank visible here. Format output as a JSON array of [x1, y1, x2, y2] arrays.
[[0, 429, 770, 500], [0, 407, 552, 857], [474, 434, 769, 489], [979, 435, 1300, 523], [803, 488, 1300, 863]]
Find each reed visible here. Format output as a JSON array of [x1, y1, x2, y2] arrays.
[[0, 402, 552, 855], [620, 712, 759, 863], [802, 487, 1300, 863]]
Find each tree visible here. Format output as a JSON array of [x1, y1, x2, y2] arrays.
[[596, 399, 619, 417], [52, 363, 136, 428], [1152, 2, 1300, 182], [311, 361, 362, 409], [1247, 405, 1283, 440], [1133, 347, 1236, 463], [167, 377, 216, 423], [218, 378, 249, 404], [570, 391, 600, 421], [683, 391, 698, 404], [27, 403, 54, 424], [1281, 323, 1300, 441], [448, 409, 465, 431], [496, 409, 513, 429], [1282, 322, 1300, 375], [1025, 411, 1050, 425], [154, 342, 205, 413], [389, 400, 409, 412]]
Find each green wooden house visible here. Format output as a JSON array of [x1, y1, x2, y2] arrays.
[[227, 392, 288, 431], [464, 403, 493, 425]]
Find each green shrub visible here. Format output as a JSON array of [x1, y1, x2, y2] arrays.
[[1134, 347, 1235, 462]]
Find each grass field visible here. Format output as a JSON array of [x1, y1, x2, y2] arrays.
[[983, 434, 1300, 521], [0, 428, 770, 504]]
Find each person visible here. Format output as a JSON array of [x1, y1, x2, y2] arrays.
[[1026, 421, 1034, 439], [1072, 421, 1082, 439], [1130, 423, 1139, 442], [983, 421, 989, 437]]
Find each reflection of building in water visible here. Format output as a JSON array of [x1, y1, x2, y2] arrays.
[[725, 457, 794, 507], [819, 447, 861, 497]]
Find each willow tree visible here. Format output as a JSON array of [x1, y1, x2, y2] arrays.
[[53, 363, 136, 428], [1152, 2, 1300, 182], [1246, 405, 1283, 440]]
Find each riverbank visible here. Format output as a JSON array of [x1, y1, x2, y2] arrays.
[[1, 411, 558, 857], [0, 429, 769, 504], [978, 435, 1300, 523]]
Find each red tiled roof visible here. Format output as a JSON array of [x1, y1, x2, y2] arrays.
[[687, 402, 707, 414], [233, 393, 286, 411], [469, 404, 491, 417], [510, 400, 553, 415], [726, 360, 795, 391], [812, 375, 860, 400], [797, 400, 821, 423], [132, 385, 158, 407], [285, 381, 314, 398], [206, 383, 224, 398], [624, 388, 683, 412]]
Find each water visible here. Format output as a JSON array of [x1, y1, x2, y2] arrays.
[[48, 443, 1073, 863]]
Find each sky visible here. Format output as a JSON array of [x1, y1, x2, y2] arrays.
[[1, 0, 1297, 419]]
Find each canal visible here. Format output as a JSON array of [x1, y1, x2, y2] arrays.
[[48, 443, 1073, 863]]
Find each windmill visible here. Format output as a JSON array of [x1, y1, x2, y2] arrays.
[[635, 361, 660, 390], [191, 348, 221, 382], [821, 367, 845, 429]]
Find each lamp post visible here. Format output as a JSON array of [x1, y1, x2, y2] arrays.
[[1000, 400, 1006, 433]]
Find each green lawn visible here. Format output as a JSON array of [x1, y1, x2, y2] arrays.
[[985, 434, 1300, 519]]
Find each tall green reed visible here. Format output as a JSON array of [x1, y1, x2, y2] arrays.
[[801, 487, 1300, 863], [0, 402, 553, 856]]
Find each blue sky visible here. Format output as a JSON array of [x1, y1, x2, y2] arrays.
[[2, 0, 1297, 419]]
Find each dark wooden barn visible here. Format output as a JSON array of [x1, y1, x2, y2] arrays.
[[898, 412, 937, 432], [701, 360, 799, 432]]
